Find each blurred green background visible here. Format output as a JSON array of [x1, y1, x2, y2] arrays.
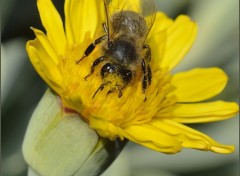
[[1, 0, 239, 175]]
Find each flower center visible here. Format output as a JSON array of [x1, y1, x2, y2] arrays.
[[59, 37, 175, 139]]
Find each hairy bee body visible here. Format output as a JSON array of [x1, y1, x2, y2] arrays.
[[78, 0, 157, 99]]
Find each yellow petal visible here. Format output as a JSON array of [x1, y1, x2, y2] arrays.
[[26, 39, 63, 94], [37, 0, 66, 55], [160, 15, 197, 70], [147, 12, 173, 41], [89, 116, 124, 141], [26, 40, 50, 87], [31, 27, 59, 65], [148, 31, 167, 71], [64, 0, 105, 45], [169, 101, 239, 123], [168, 68, 228, 102], [123, 124, 182, 154], [150, 119, 235, 154], [147, 12, 174, 71]]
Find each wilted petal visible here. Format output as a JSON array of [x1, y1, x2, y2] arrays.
[[150, 119, 235, 154], [123, 124, 182, 154]]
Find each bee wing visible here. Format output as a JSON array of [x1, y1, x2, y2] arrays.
[[138, 0, 157, 44], [103, 0, 140, 17], [103, 0, 156, 40], [139, 0, 157, 31], [103, 0, 140, 33]]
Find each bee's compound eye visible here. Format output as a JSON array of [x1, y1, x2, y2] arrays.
[[108, 41, 115, 50]]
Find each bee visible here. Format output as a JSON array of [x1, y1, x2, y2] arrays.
[[77, 0, 157, 100]]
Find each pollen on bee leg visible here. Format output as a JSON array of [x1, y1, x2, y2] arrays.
[[92, 82, 109, 99]]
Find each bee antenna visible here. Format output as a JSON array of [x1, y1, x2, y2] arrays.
[[103, 0, 110, 41]]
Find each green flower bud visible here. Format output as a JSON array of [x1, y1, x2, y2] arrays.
[[22, 89, 126, 176]]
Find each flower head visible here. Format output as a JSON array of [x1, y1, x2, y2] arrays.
[[27, 0, 238, 154]]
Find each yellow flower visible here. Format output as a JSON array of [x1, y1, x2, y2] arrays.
[[27, 0, 238, 154]]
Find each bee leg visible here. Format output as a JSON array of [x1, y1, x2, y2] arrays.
[[107, 85, 123, 98], [118, 89, 123, 98], [142, 45, 152, 101], [143, 45, 151, 61], [142, 60, 148, 90], [143, 44, 152, 85], [84, 56, 106, 80], [107, 89, 114, 95], [142, 59, 148, 101], [76, 34, 107, 64], [92, 81, 110, 99]]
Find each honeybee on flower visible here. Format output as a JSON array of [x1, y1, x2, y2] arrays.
[[25, 0, 238, 157], [77, 0, 157, 101]]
